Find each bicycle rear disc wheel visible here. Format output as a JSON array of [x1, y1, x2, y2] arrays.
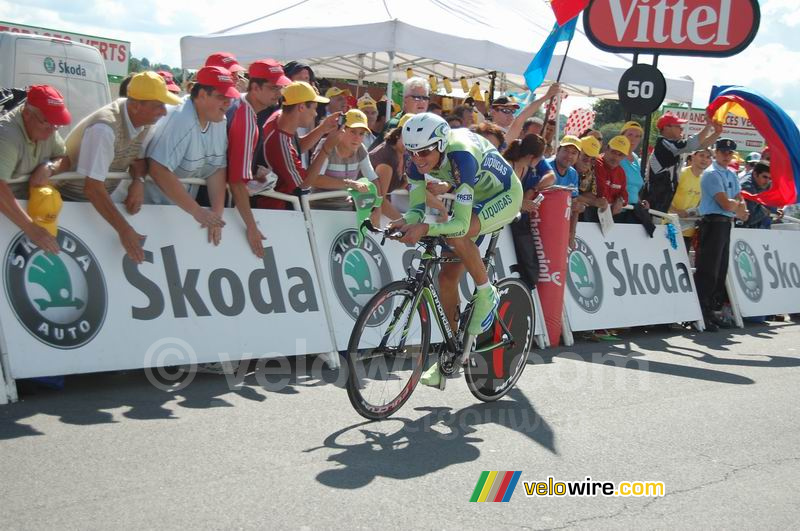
[[346, 281, 431, 420], [464, 278, 534, 402]]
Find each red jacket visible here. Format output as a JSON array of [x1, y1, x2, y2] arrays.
[[594, 156, 628, 205]]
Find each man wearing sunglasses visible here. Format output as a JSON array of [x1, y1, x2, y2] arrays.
[[385, 77, 430, 130], [738, 161, 779, 229], [389, 113, 523, 388], [489, 97, 519, 133]]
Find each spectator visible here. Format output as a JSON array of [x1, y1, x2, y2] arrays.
[[357, 94, 380, 149], [503, 134, 550, 290], [470, 122, 505, 150], [580, 128, 603, 143], [63, 71, 180, 263], [283, 61, 316, 85], [119, 73, 134, 98], [260, 81, 333, 210], [575, 135, 606, 215], [669, 147, 712, 248], [547, 135, 581, 196], [370, 126, 406, 221], [620, 121, 645, 204], [594, 135, 630, 217], [386, 77, 430, 129], [428, 101, 443, 116], [643, 112, 722, 213], [522, 116, 544, 137], [0, 85, 71, 253], [205, 52, 247, 93], [695, 138, 749, 331], [227, 59, 291, 258], [157, 70, 181, 94], [542, 119, 557, 158], [760, 146, 771, 162], [305, 109, 379, 210], [739, 161, 778, 229], [489, 97, 519, 133], [445, 114, 463, 129], [145, 66, 230, 240], [452, 105, 474, 128], [739, 151, 761, 180], [325, 87, 350, 115], [505, 84, 559, 145]]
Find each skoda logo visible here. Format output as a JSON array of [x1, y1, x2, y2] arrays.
[[3, 228, 107, 349], [733, 239, 763, 302], [567, 237, 603, 313], [43, 57, 56, 73], [330, 229, 393, 325]]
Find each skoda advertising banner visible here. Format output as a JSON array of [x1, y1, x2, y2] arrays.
[[564, 223, 703, 331], [728, 229, 800, 317], [307, 210, 521, 350], [0, 204, 331, 378]]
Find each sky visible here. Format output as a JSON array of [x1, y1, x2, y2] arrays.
[[1, 0, 798, 125]]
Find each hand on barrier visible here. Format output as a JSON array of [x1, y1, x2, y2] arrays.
[[208, 225, 222, 246], [125, 179, 144, 215], [25, 223, 60, 254], [119, 226, 145, 264], [246, 224, 266, 258], [193, 207, 225, 229]]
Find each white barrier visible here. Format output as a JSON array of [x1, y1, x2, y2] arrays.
[[726, 228, 800, 325], [563, 222, 704, 339], [0, 202, 332, 379]]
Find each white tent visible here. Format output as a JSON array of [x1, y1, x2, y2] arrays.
[[180, 0, 693, 103]]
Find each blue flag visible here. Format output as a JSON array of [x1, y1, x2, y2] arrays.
[[523, 18, 578, 92]]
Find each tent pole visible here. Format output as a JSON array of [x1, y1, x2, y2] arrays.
[[385, 51, 395, 122]]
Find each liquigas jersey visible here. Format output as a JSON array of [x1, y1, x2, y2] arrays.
[[405, 128, 521, 237]]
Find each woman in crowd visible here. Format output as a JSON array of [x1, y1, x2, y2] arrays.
[[470, 122, 505, 150], [620, 121, 646, 205]]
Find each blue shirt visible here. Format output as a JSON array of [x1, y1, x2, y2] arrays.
[[547, 156, 579, 197], [699, 161, 741, 217], [521, 158, 553, 191], [621, 154, 643, 203]]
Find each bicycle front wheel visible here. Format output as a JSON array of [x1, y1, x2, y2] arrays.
[[346, 281, 431, 420], [464, 277, 534, 402]]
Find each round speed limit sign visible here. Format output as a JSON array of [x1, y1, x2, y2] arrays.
[[618, 64, 667, 115]]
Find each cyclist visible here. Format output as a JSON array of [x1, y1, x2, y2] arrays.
[[388, 113, 522, 386]]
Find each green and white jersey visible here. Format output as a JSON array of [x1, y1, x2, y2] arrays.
[[405, 128, 520, 237]]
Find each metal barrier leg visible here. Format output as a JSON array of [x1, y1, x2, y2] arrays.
[[532, 289, 550, 349], [561, 306, 575, 347], [0, 336, 18, 405], [725, 271, 745, 329]]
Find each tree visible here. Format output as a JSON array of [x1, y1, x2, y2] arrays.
[[592, 99, 626, 128]]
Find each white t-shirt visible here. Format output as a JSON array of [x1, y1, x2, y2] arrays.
[[145, 97, 227, 204]]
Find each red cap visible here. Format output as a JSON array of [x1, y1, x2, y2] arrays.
[[205, 52, 245, 73], [248, 59, 291, 86], [26, 85, 71, 126], [196, 66, 240, 98], [156, 70, 181, 94], [657, 112, 687, 130]]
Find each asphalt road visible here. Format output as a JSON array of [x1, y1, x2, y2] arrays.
[[2, 321, 799, 529]]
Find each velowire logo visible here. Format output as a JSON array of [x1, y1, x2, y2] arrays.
[[3, 228, 107, 349], [567, 237, 603, 313], [733, 239, 763, 302]]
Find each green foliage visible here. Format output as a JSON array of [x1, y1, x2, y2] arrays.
[[127, 56, 184, 83], [592, 99, 626, 127]]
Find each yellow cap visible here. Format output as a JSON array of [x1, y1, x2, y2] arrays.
[[580, 136, 601, 158], [398, 113, 415, 128], [28, 185, 63, 237], [325, 86, 351, 99], [608, 135, 631, 155], [283, 81, 329, 105], [621, 120, 644, 133], [357, 94, 378, 111], [559, 135, 582, 151], [344, 109, 370, 130], [128, 71, 182, 105]]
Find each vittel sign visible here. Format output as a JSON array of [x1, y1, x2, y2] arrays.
[[584, 0, 760, 57]]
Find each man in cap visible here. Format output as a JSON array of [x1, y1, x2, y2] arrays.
[[669, 147, 713, 247], [575, 135, 605, 212], [594, 135, 631, 217], [205, 52, 247, 93], [739, 151, 761, 180], [738, 160, 778, 229], [356, 93, 380, 149], [63, 71, 181, 263], [695, 138, 749, 332], [146, 65, 235, 243], [226, 59, 291, 258], [157, 70, 181, 94], [547, 135, 582, 196], [324, 87, 350, 115], [260, 81, 332, 210], [0, 85, 71, 253], [489, 96, 519, 133], [643, 112, 722, 213]]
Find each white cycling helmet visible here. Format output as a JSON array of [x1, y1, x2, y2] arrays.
[[402, 112, 450, 152]]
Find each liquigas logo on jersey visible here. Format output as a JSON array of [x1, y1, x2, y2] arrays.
[[330, 229, 393, 325], [3, 229, 107, 348]]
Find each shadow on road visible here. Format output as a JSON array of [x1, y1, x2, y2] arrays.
[[306, 387, 555, 489]]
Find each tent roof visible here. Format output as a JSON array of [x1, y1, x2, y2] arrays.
[[180, 0, 693, 103]]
